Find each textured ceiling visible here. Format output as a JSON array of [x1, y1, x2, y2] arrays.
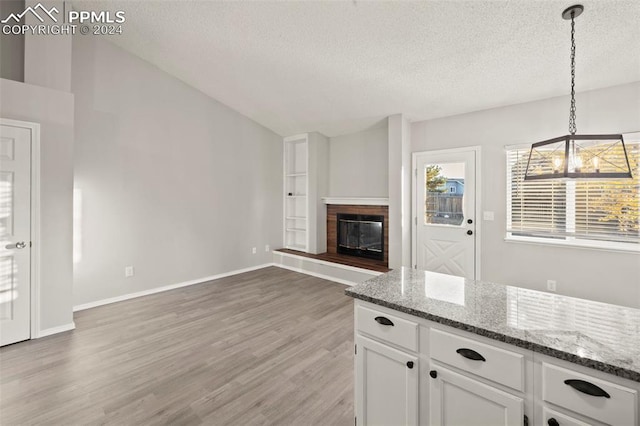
[[73, 0, 640, 137]]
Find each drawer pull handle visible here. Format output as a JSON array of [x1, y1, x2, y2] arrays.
[[374, 316, 394, 326], [564, 379, 610, 398], [456, 348, 486, 361], [547, 418, 559, 426]]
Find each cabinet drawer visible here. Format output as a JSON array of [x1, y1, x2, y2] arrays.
[[356, 306, 418, 352], [430, 328, 524, 391], [542, 363, 637, 425]]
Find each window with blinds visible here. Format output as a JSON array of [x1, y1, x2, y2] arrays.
[[506, 136, 640, 248]]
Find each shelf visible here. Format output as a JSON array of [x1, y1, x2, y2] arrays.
[[286, 216, 306, 220], [286, 195, 307, 198], [287, 244, 307, 251], [286, 228, 307, 232], [286, 173, 307, 177]]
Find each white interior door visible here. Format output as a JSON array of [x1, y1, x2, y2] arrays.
[[0, 124, 32, 346], [414, 148, 477, 279]]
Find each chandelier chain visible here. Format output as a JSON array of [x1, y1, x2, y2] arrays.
[[569, 12, 577, 135]]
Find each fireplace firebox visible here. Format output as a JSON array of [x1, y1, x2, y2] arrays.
[[337, 214, 384, 260]]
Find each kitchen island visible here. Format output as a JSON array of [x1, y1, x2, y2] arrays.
[[345, 268, 640, 426]]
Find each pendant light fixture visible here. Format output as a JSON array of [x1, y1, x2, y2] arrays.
[[524, 5, 633, 181]]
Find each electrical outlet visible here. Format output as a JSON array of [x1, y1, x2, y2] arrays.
[[547, 280, 557, 292], [252, 247, 257, 254], [125, 266, 134, 278], [265, 245, 270, 252]]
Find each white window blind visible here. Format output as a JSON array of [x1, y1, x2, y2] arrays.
[[506, 138, 640, 247]]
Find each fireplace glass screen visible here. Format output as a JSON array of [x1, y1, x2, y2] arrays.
[[337, 214, 384, 260]]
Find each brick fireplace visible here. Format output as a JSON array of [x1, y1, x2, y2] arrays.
[[327, 204, 389, 267]]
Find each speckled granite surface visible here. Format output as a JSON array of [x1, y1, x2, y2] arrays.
[[345, 268, 640, 382]]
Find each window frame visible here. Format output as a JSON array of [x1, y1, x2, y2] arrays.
[[505, 140, 640, 253]]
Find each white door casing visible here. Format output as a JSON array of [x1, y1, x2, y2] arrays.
[[0, 123, 32, 345], [413, 147, 480, 280]]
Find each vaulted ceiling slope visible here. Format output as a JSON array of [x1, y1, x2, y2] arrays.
[[73, 0, 640, 137]]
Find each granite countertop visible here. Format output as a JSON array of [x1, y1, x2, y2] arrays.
[[345, 268, 640, 382]]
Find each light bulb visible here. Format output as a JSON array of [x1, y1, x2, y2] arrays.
[[592, 157, 600, 172], [553, 157, 563, 173], [574, 156, 582, 172]]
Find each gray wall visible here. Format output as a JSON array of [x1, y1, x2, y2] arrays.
[[0, 0, 25, 82], [411, 82, 640, 308], [24, 1, 71, 92], [72, 36, 283, 306], [388, 114, 411, 269], [0, 78, 74, 331], [328, 122, 389, 197]]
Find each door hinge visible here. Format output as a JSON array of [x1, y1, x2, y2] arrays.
[[354, 416, 357, 426], [414, 217, 417, 225], [354, 344, 357, 355]]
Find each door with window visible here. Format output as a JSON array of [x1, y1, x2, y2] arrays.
[[414, 148, 477, 279], [0, 123, 32, 346]]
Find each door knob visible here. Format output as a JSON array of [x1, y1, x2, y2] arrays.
[[466, 230, 473, 235], [5, 241, 26, 250]]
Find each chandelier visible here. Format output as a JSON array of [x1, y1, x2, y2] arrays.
[[524, 5, 633, 181]]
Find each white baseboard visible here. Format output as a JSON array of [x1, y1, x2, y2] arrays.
[[273, 263, 360, 286], [37, 321, 76, 338], [73, 263, 274, 312]]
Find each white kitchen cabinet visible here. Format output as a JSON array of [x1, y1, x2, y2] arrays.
[[353, 300, 640, 426], [428, 363, 524, 426], [356, 335, 418, 426], [283, 132, 328, 254]]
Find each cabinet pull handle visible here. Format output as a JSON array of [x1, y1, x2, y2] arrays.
[[374, 316, 394, 326], [429, 370, 437, 378], [547, 418, 559, 426], [564, 379, 610, 398], [406, 361, 414, 369], [524, 415, 529, 426], [456, 348, 486, 361]]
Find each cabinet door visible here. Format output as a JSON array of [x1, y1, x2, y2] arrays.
[[429, 365, 523, 426], [542, 407, 592, 426], [356, 335, 418, 426]]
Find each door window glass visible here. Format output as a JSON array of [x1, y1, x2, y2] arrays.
[[424, 163, 465, 226]]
